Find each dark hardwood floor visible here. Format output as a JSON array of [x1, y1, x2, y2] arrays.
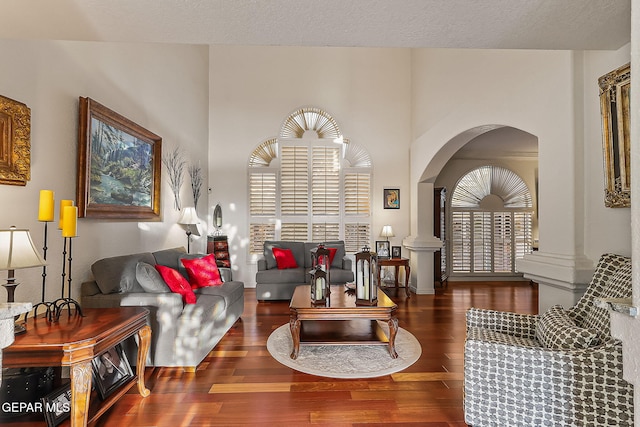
[[10, 281, 538, 426]]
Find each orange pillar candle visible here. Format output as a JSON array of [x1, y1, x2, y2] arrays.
[[62, 206, 78, 238], [58, 200, 73, 229], [38, 190, 55, 222]]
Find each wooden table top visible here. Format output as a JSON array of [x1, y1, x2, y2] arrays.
[[4, 307, 149, 367], [290, 285, 396, 314]]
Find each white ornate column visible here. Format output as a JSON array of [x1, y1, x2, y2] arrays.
[[404, 181, 442, 294], [0, 302, 32, 386]]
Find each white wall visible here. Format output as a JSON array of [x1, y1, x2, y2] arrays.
[[0, 39, 209, 306], [208, 46, 412, 286]]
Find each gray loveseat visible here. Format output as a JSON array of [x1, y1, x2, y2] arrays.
[[256, 240, 354, 300], [81, 247, 244, 370]]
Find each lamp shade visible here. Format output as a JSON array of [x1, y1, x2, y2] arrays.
[[380, 225, 395, 239], [0, 227, 47, 271], [178, 207, 200, 226]]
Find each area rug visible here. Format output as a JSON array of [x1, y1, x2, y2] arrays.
[[266, 323, 422, 379]]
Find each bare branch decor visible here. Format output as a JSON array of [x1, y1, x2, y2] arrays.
[[188, 163, 203, 210], [162, 146, 186, 211]]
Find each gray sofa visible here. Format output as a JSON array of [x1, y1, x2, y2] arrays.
[[81, 247, 244, 370], [256, 240, 354, 300]]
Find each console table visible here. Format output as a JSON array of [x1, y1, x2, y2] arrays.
[[3, 307, 151, 427], [377, 257, 411, 297]]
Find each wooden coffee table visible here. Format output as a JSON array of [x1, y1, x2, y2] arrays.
[[289, 285, 398, 359]]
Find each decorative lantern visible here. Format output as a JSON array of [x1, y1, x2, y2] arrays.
[[311, 244, 331, 296], [310, 266, 328, 305], [355, 246, 378, 306]]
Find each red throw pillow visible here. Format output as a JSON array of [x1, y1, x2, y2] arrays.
[[155, 265, 197, 304], [327, 247, 338, 265], [181, 254, 223, 289], [272, 247, 298, 269]]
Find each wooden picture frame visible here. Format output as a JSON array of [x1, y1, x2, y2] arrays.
[[383, 188, 400, 209], [0, 94, 31, 186], [391, 246, 402, 258], [599, 63, 630, 208], [91, 343, 134, 400], [376, 240, 390, 258], [41, 383, 71, 427], [77, 97, 162, 219]]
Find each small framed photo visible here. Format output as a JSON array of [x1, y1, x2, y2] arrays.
[[383, 188, 400, 209], [41, 383, 71, 427], [92, 343, 134, 400], [376, 241, 391, 258], [392, 246, 402, 258]]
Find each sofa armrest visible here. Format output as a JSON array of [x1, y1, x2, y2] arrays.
[[342, 257, 352, 271], [466, 307, 538, 339], [219, 267, 232, 282], [257, 257, 267, 271]]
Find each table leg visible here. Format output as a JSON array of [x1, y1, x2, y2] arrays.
[[289, 315, 301, 359], [69, 360, 92, 427], [404, 263, 411, 298], [394, 266, 399, 287], [387, 317, 399, 359], [136, 325, 152, 397]]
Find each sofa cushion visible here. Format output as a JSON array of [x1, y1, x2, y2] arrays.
[[256, 267, 306, 284], [92, 252, 155, 294], [304, 241, 346, 269], [306, 267, 354, 285], [194, 281, 244, 310], [263, 241, 305, 270], [536, 305, 600, 350], [152, 246, 187, 271], [155, 265, 196, 304], [136, 262, 170, 293], [181, 254, 224, 288], [272, 247, 299, 269]]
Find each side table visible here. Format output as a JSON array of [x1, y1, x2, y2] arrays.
[[377, 257, 411, 297], [3, 307, 151, 427]]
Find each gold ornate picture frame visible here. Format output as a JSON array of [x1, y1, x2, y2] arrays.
[[599, 63, 631, 208], [0, 95, 31, 186]]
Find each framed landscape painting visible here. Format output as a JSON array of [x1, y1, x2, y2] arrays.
[[76, 97, 162, 219]]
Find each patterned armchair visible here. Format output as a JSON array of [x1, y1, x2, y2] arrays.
[[464, 253, 634, 426]]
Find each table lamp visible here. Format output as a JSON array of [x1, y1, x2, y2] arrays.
[[380, 225, 394, 241], [0, 226, 47, 333], [178, 207, 200, 253]]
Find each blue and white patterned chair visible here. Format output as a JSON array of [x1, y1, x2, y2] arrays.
[[464, 253, 634, 426]]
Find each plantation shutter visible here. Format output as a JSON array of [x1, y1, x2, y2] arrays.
[[312, 223, 340, 242], [249, 223, 275, 254], [451, 212, 471, 273], [281, 223, 308, 241], [493, 213, 513, 273], [344, 173, 371, 215], [311, 147, 340, 216], [249, 172, 276, 216], [514, 212, 533, 259], [473, 212, 492, 272], [344, 223, 371, 253], [281, 146, 308, 215]]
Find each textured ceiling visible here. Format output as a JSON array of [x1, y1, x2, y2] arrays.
[[0, 0, 631, 50]]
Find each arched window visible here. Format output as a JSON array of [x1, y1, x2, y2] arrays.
[[450, 165, 533, 274], [248, 107, 372, 255]]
